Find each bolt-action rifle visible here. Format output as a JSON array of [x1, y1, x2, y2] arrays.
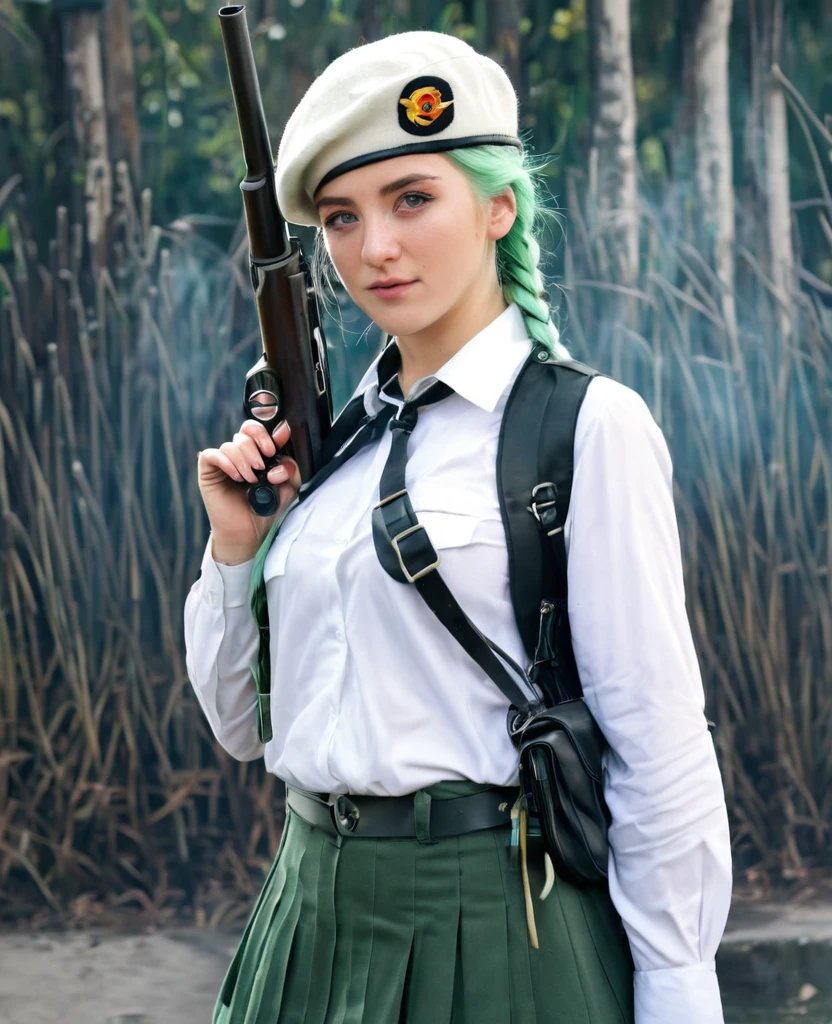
[[219, 4, 333, 517]]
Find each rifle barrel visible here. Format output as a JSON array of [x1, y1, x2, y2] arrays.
[[219, 5, 291, 262]]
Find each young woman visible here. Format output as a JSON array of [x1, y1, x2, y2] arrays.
[[184, 29, 732, 1024]]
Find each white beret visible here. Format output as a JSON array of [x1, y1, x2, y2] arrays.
[[275, 30, 522, 226]]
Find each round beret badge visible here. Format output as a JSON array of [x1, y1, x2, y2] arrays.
[[398, 76, 455, 136]]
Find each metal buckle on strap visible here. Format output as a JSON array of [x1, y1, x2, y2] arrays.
[[391, 524, 441, 583], [527, 481, 556, 521], [527, 481, 563, 536]]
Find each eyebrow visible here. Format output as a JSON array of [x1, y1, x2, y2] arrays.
[[315, 174, 441, 211]]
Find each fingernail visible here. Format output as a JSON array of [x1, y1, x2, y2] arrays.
[[269, 466, 287, 481]]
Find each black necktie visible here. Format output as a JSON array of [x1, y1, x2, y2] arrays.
[[296, 395, 396, 504], [297, 346, 451, 506]]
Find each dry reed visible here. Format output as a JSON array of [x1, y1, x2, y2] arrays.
[[1, 162, 271, 925]]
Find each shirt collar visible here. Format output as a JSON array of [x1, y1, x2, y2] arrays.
[[356, 303, 533, 415]]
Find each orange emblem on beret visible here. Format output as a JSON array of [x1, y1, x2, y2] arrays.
[[399, 87, 453, 127]]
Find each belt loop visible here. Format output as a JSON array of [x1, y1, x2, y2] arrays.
[[414, 790, 436, 844]]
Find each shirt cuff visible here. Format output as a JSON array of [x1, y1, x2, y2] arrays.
[[635, 962, 724, 1024], [199, 534, 255, 609]]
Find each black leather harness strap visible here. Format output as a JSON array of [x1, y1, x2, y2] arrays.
[[286, 785, 518, 840], [371, 378, 541, 713], [496, 354, 602, 662], [370, 351, 606, 720]]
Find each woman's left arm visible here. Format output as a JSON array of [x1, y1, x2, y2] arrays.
[[564, 376, 732, 1024]]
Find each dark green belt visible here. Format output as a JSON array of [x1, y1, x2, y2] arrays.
[[286, 785, 518, 840]]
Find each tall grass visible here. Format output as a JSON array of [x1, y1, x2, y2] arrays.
[[559, 109, 832, 879], [0, 105, 830, 921], [0, 166, 280, 925]]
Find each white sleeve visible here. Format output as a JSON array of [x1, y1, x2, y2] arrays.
[[183, 533, 265, 762], [564, 377, 732, 1024]]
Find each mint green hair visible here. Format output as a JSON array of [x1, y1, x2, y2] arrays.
[[444, 144, 571, 360], [248, 144, 571, 669]]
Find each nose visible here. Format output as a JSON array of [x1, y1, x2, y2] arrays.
[[360, 214, 401, 268]]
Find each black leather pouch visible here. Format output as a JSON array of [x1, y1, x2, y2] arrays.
[[510, 699, 610, 887]]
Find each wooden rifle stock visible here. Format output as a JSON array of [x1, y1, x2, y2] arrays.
[[219, 5, 333, 516]]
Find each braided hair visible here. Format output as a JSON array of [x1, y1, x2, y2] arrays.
[[445, 144, 570, 360]]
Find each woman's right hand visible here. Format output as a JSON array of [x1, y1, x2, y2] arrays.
[[197, 419, 302, 563]]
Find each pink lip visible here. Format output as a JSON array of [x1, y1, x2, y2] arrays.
[[369, 281, 416, 298]]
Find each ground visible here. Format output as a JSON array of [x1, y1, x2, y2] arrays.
[[0, 929, 235, 1024], [2, 901, 832, 1023]]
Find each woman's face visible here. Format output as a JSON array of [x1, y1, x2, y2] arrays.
[[314, 152, 515, 338]]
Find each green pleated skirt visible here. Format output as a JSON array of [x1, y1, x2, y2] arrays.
[[214, 782, 634, 1024]]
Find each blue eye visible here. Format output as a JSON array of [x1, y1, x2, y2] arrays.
[[324, 210, 357, 228], [400, 192, 433, 211]]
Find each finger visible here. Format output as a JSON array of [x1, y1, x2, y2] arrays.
[[199, 448, 244, 483], [232, 431, 267, 471], [239, 419, 277, 458], [285, 458, 302, 489], [267, 456, 300, 488], [271, 420, 292, 450], [219, 441, 260, 484]]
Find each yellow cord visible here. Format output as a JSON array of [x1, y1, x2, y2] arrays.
[[519, 806, 539, 949]]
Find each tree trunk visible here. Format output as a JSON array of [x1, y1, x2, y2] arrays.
[[489, 0, 522, 90], [104, 0, 140, 185], [63, 9, 112, 268], [693, 0, 740, 366], [587, 0, 639, 283], [672, 3, 698, 188], [763, 0, 793, 336], [361, 0, 380, 42]]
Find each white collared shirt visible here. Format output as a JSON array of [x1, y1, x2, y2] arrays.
[[184, 303, 731, 1024]]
